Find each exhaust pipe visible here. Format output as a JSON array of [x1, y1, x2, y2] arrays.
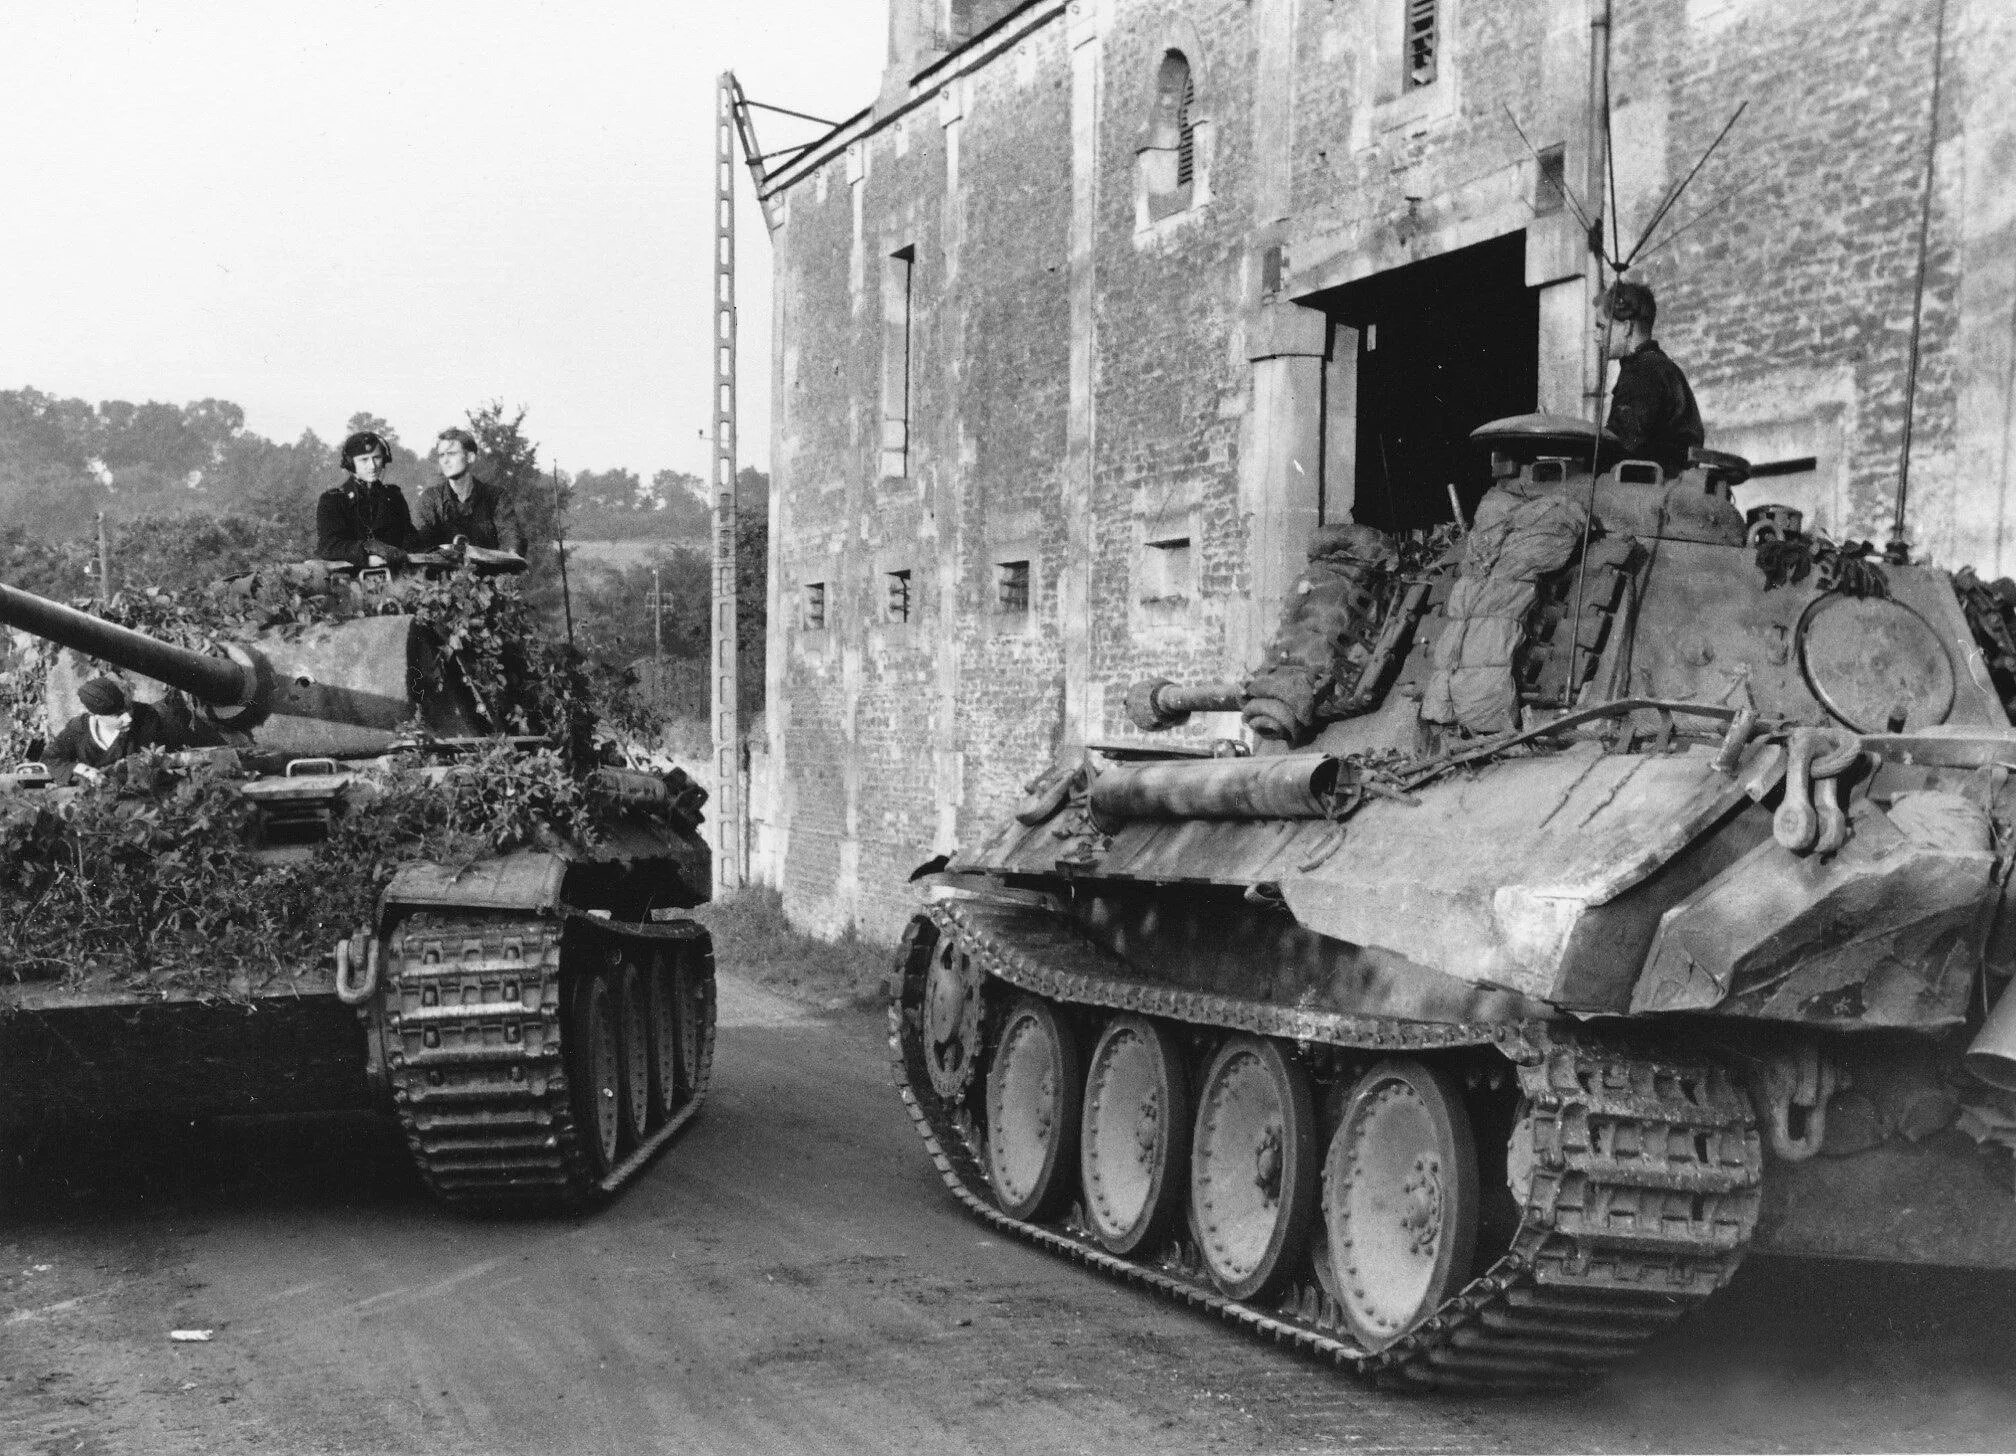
[[1964, 979, 2016, 1091]]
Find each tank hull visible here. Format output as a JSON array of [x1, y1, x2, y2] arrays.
[[896, 718, 2016, 1388]]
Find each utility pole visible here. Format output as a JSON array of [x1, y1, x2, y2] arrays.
[[649, 565, 666, 667], [711, 72, 744, 895], [95, 512, 112, 603], [553, 463, 574, 650], [709, 73, 828, 894]]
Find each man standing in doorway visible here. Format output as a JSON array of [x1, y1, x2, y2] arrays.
[[1595, 280, 1704, 479], [411, 427, 527, 557]]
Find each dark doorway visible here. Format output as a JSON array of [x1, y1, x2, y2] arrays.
[[1314, 231, 1539, 533]]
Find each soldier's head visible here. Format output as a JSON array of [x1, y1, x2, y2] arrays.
[[435, 428, 478, 482], [77, 675, 132, 728], [1594, 280, 1657, 360], [339, 430, 391, 484]]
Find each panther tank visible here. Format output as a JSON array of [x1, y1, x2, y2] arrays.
[[0, 559, 715, 1212], [892, 413, 2016, 1389]]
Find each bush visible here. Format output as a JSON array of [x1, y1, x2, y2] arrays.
[[692, 885, 891, 1011]]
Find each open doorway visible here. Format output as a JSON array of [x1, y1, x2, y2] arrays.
[[1313, 232, 1539, 533]]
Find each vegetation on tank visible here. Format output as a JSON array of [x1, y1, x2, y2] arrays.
[[0, 743, 604, 998], [0, 562, 629, 998]]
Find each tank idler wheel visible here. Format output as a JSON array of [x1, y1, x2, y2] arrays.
[[642, 947, 683, 1126], [1190, 1036, 1319, 1302], [1321, 1058, 1479, 1350], [567, 968, 625, 1180], [985, 995, 1084, 1222], [1080, 1015, 1192, 1257], [614, 952, 653, 1151], [923, 941, 987, 1101]]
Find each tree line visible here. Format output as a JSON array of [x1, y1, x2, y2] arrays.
[[0, 385, 766, 742]]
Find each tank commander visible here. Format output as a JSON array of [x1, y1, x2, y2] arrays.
[[316, 429, 415, 567], [44, 675, 179, 786], [410, 427, 527, 556], [1595, 280, 1704, 479]]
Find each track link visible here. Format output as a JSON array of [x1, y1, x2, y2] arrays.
[[381, 910, 714, 1213], [892, 901, 1761, 1391]]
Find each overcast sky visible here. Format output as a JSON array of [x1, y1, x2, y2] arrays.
[[0, 1, 887, 482]]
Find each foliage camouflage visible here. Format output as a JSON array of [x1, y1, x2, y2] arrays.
[[0, 743, 603, 998], [0, 561, 634, 998]]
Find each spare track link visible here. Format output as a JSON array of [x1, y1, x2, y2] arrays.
[[382, 910, 715, 1213], [891, 902, 1762, 1392]]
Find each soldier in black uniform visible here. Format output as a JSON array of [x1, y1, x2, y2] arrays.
[[44, 676, 179, 786], [316, 430, 415, 566], [410, 427, 527, 556], [1595, 280, 1704, 480]]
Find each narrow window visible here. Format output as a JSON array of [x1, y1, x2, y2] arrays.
[[881, 246, 916, 478], [1174, 66, 1197, 187], [1141, 533, 1194, 602], [1405, 0, 1438, 90], [996, 560, 1030, 614], [802, 581, 827, 631], [885, 568, 913, 623], [1534, 145, 1565, 216], [1143, 51, 1197, 222]]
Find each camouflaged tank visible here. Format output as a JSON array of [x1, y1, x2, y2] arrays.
[[892, 413, 2016, 1390], [0, 553, 715, 1213]]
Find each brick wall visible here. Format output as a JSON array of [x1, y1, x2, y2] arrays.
[[760, 0, 2016, 942]]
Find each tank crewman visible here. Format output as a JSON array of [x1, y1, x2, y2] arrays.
[[1595, 280, 1704, 480], [316, 429, 416, 566], [44, 675, 179, 785], [410, 427, 527, 556]]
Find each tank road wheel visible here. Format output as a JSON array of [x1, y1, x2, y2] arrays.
[[1321, 1059, 1480, 1350], [615, 954, 653, 1150], [1190, 1037, 1319, 1302], [567, 969, 624, 1180], [984, 996, 1084, 1222], [642, 948, 682, 1127], [1080, 1016, 1192, 1257], [670, 939, 716, 1101]]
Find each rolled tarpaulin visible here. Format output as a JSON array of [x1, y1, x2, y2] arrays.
[[1090, 754, 1341, 821]]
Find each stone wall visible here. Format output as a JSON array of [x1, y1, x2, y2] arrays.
[[759, 0, 2016, 940]]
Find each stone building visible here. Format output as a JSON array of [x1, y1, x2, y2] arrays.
[[751, 0, 2016, 937]]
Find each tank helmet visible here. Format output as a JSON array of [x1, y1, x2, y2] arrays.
[[77, 676, 129, 715], [1596, 279, 1657, 330], [339, 430, 392, 472]]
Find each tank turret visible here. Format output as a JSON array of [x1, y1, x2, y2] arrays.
[[0, 577, 482, 756]]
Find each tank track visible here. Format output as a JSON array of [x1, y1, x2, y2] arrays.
[[892, 900, 1762, 1391], [379, 910, 714, 1213]]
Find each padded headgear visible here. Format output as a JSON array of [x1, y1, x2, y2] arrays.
[[339, 430, 392, 471], [78, 676, 128, 714]]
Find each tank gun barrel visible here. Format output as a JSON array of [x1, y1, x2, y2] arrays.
[[0, 580, 258, 710]]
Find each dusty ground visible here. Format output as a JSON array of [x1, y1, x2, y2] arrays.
[[6, 976, 2016, 1456]]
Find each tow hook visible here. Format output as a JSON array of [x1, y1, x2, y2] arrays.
[[1773, 727, 1860, 854], [1754, 1044, 1837, 1162], [335, 932, 380, 1006]]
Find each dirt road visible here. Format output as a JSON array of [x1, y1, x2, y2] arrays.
[[7, 977, 2016, 1455]]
